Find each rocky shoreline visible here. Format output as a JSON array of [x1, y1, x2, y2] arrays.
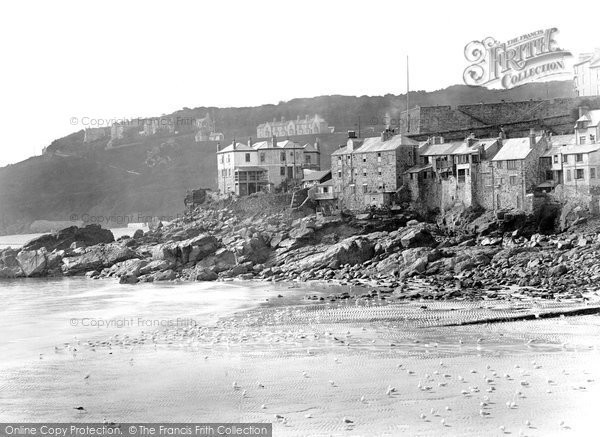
[[2, 198, 600, 304]]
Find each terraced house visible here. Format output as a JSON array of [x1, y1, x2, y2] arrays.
[[331, 130, 419, 210], [490, 131, 549, 210], [404, 135, 502, 211]]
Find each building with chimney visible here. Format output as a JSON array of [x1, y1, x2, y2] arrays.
[[331, 130, 419, 210], [257, 114, 330, 139], [490, 131, 549, 210], [404, 135, 503, 211], [216, 137, 322, 195], [574, 49, 600, 97]]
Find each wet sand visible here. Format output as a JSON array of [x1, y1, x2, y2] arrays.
[[1, 281, 599, 436]]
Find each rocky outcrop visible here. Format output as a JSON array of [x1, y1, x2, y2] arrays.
[[22, 224, 114, 251], [62, 243, 137, 275]]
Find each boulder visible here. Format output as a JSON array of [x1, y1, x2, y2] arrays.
[[23, 224, 114, 252], [153, 269, 177, 281], [107, 258, 148, 278], [196, 248, 237, 273], [119, 274, 139, 284], [294, 236, 375, 270], [549, 264, 568, 277], [132, 229, 144, 239], [153, 234, 218, 264], [400, 226, 435, 249], [194, 268, 218, 281], [62, 243, 137, 275], [0, 248, 24, 277], [16, 249, 48, 277], [139, 259, 174, 275]]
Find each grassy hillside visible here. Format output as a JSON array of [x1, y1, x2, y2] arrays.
[[0, 81, 576, 235]]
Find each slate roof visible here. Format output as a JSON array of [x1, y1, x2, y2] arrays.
[[576, 109, 600, 127], [217, 142, 254, 153], [353, 134, 418, 153], [491, 137, 540, 161]]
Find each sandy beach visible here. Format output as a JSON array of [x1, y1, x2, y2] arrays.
[[1, 279, 599, 436]]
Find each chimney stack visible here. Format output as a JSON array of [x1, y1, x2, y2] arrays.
[[314, 137, 320, 152], [529, 128, 536, 147], [233, 138, 236, 150], [248, 137, 252, 148], [216, 142, 220, 152], [348, 130, 356, 139]]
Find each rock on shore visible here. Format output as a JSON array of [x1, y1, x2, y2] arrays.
[[1, 203, 599, 304]]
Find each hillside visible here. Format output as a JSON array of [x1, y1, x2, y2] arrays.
[[0, 81, 576, 235]]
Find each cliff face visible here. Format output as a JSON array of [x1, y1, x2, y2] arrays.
[[0, 82, 576, 235]]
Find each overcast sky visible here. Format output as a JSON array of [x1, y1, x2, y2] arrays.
[[0, 0, 598, 166]]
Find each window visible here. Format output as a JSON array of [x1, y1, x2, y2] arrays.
[[362, 184, 368, 193], [350, 185, 356, 194], [509, 175, 517, 185], [576, 169, 584, 180], [378, 167, 382, 176], [220, 155, 223, 163], [362, 154, 366, 163], [362, 169, 367, 177], [337, 156, 341, 162], [576, 153, 583, 162], [305, 155, 311, 164], [591, 168, 596, 179], [280, 167, 286, 176], [546, 170, 553, 180], [553, 155, 558, 164], [423, 171, 428, 179], [591, 134, 596, 143], [337, 170, 342, 178], [500, 177, 505, 184], [377, 153, 381, 163], [497, 161, 503, 169], [507, 160, 518, 169], [227, 155, 230, 163], [562, 154, 568, 163], [566, 170, 571, 181], [290, 151, 294, 157], [260, 152, 265, 163], [580, 136, 586, 144], [485, 177, 492, 187], [245, 153, 251, 162], [280, 152, 286, 162]]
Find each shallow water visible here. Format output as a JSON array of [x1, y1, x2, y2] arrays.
[[1, 278, 599, 435]]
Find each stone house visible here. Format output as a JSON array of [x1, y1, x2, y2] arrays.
[[490, 131, 549, 211], [574, 49, 600, 97], [404, 135, 502, 211], [331, 130, 418, 210]]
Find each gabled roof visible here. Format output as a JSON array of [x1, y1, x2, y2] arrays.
[[332, 145, 352, 156], [353, 134, 418, 153], [303, 142, 318, 152], [280, 140, 301, 149], [491, 137, 539, 161], [317, 179, 334, 187], [576, 109, 600, 128], [450, 138, 499, 155], [302, 169, 331, 182], [559, 143, 600, 154], [217, 142, 254, 153], [549, 134, 576, 147], [420, 141, 463, 156]]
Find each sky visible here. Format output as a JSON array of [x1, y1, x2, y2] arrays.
[[0, 0, 598, 166]]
